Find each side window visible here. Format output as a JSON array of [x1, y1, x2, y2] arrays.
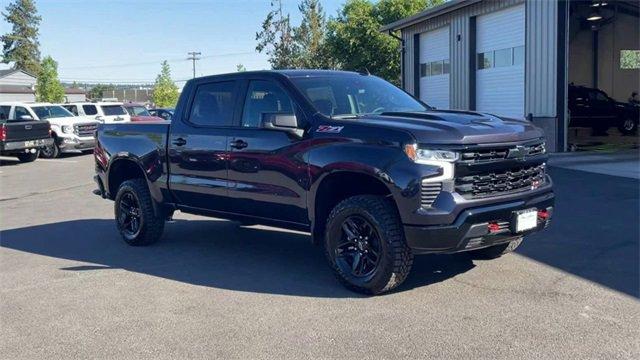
[[64, 105, 79, 116], [0, 106, 10, 121], [14, 106, 30, 120], [189, 81, 237, 126], [241, 80, 294, 128], [83, 105, 98, 115]]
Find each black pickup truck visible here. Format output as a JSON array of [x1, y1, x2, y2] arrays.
[[94, 70, 554, 294], [0, 105, 53, 162]]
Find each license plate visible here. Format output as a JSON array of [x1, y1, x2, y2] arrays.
[[24, 140, 37, 147], [514, 209, 538, 233]]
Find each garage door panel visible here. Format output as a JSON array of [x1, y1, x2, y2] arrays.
[[419, 26, 450, 109], [477, 65, 524, 118], [476, 5, 525, 53]]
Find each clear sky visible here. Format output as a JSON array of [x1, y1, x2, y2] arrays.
[[0, 0, 344, 85]]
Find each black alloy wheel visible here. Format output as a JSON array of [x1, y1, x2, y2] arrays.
[[334, 215, 382, 279], [117, 191, 142, 240]]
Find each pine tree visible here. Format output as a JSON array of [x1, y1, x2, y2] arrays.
[[35, 56, 65, 102], [256, 0, 296, 69], [294, 0, 333, 69], [1, 0, 42, 75], [152, 61, 179, 108]]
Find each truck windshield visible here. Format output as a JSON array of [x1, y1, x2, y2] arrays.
[[289, 75, 429, 118], [31, 106, 74, 119]]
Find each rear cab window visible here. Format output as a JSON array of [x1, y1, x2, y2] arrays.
[[188, 81, 238, 126], [64, 105, 79, 116]]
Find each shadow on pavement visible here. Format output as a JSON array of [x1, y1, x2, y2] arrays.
[[0, 218, 474, 298], [520, 167, 639, 298]]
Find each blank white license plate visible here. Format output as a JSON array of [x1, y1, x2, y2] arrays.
[[24, 140, 37, 147], [515, 209, 538, 233]]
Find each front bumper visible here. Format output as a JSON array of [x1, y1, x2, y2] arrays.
[[1, 138, 53, 152], [404, 190, 554, 254], [57, 136, 95, 151]]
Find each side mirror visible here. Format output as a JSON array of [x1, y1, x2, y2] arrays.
[[19, 115, 34, 121], [262, 113, 303, 137]]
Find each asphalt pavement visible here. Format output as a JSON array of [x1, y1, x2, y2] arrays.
[[1, 154, 638, 359]]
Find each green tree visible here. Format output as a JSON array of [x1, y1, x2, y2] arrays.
[[152, 60, 179, 107], [293, 0, 334, 69], [236, 63, 247, 72], [1, 0, 42, 75], [326, 0, 442, 84], [35, 56, 65, 102], [88, 84, 114, 100], [256, 0, 296, 69]]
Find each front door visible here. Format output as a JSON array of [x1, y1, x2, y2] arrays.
[[168, 80, 241, 211], [226, 79, 308, 224]]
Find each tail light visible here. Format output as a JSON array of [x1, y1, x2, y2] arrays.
[[0, 124, 6, 142]]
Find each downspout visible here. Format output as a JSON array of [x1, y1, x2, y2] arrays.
[[387, 30, 405, 89]]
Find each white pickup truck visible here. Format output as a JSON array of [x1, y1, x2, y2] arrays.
[[0, 102, 100, 158], [63, 102, 131, 123]]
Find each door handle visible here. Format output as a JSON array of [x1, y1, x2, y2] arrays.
[[172, 137, 187, 146], [230, 139, 248, 149]]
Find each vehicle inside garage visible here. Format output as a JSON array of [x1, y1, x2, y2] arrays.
[[567, 0, 640, 151]]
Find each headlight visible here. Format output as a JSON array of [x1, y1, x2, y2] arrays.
[[404, 144, 459, 163], [62, 125, 73, 134]]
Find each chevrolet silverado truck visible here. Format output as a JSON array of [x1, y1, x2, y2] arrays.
[[94, 70, 554, 294], [0, 103, 53, 162]]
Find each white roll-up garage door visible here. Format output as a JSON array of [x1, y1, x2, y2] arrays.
[[419, 26, 450, 110], [476, 5, 525, 118]]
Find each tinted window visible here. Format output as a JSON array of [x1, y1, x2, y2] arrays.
[[513, 46, 525, 65], [189, 81, 237, 126], [83, 105, 98, 115], [64, 105, 79, 116], [14, 106, 30, 120], [0, 106, 10, 121], [102, 105, 127, 116], [494, 48, 512, 67], [477, 51, 493, 69], [32, 106, 74, 120], [242, 80, 294, 128]]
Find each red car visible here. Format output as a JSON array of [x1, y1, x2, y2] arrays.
[[122, 103, 164, 122]]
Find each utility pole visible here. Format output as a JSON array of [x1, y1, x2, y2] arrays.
[[187, 51, 202, 78]]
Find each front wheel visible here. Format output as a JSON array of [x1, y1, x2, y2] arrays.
[[114, 179, 165, 246], [619, 118, 638, 135], [17, 151, 39, 163], [40, 143, 60, 158], [324, 195, 413, 295]]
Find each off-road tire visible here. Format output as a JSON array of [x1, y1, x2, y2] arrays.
[[114, 179, 165, 246], [17, 151, 39, 163], [324, 195, 413, 295], [469, 237, 523, 260]]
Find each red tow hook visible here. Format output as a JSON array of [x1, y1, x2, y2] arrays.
[[487, 222, 501, 233], [537, 209, 550, 220]]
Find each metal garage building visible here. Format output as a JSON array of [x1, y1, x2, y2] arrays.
[[382, 0, 640, 152]]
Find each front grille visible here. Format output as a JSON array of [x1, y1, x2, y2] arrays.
[[460, 142, 545, 164], [421, 182, 442, 208], [455, 164, 545, 199], [74, 123, 98, 137]]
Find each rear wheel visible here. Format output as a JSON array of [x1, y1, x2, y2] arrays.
[[324, 195, 413, 295], [16, 151, 39, 163], [468, 237, 523, 259], [114, 179, 165, 246], [40, 143, 60, 158]]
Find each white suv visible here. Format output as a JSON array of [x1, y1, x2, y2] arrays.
[[0, 102, 100, 158], [63, 102, 131, 123]]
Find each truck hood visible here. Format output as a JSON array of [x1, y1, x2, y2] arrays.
[[43, 116, 99, 125], [355, 110, 544, 144]]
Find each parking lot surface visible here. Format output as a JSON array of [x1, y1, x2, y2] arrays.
[[1, 154, 639, 359]]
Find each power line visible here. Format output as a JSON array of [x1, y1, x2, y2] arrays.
[[58, 51, 255, 70], [187, 51, 202, 79]]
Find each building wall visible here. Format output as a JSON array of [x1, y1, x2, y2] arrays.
[[64, 93, 86, 103], [399, 0, 561, 149], [0, 71, 36, 86], [0, 93, 36, 102]]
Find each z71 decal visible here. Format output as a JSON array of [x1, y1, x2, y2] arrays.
[[316, 125, 344, 133]]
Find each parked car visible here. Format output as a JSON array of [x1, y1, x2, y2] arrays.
[[94, 70, 554, 295], [2, 103, 100, 158], [0, 103, 53, 162], [148, 108, 174, 121], [63, 102, 131, 123], [568, 84, 639, 135], [122, 103, 164, 122]]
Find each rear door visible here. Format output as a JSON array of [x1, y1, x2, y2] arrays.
[[225, 79, 308, 224], [168, 79, 241, 211]]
